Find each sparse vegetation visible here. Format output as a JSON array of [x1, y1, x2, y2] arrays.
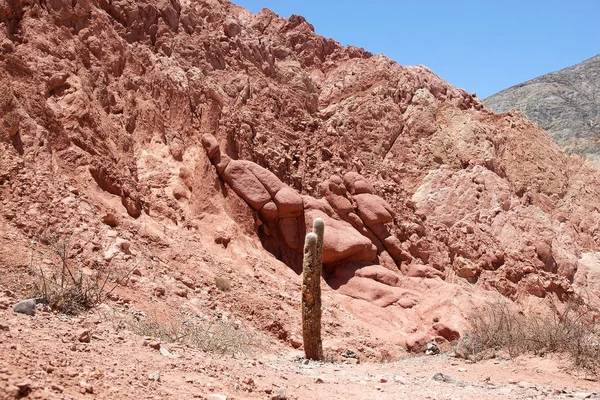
[[215, 276, 231, 292], [459, 297, 600, 373], [129, 314, 254, 355], [26, 235, 132, 315]]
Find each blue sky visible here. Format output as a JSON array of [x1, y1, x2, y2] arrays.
[[233, 1, 600, 99]]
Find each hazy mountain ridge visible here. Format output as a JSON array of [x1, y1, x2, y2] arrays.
[[485, 55, 600, 165]]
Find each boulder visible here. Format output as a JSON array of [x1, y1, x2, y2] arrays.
[[353, 193, 395, 226], [305, 209, 377, 264], [432, 322, 460, 341], [278, 217, 302, 251], [319, 175, 347, 196], [223, 18, 241, 37], [405, 332, 431, 352], [13, 298, 40, 316], [302, 195, 336, 217], [201, 133, 220, 159], [260, 201, 278, 220], [172, 184, 190, 200], [273, 186, 303, 217], [324, 193, 354, 215], [244, 161, 286, 196], [383, 236, 413, 264], [222, 160, 272, 210], [454, 256, 480, 279], [343, 172, 375, 194]]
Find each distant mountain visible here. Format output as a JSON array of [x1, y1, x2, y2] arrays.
[[485, 55, 600, 166]]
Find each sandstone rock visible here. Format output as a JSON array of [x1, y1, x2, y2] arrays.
[[173, 286, 188, 297], [333, 275, 404, 307], [102, 213, 119, 227], [104, 237, 131, 262], [273, 186, 303, 217], [354, 265, 401, 287], [201, 133, 220, 159], [454, 256, 480, 279], [320, 175, 347, 196], [345, 212, 366, 230], [397, 297, 418, 309], [214, 231, 231, 248], [15, 381, 33, 397], [179, 166, 195, 189], [383, 236, 413, 264], [534, 240, 556, 272], [278, 217, 302, 251], [77, 329, 91, 343], [172, 184, 190, 200], [405, 332, 431, 352], [302, 195, 336, 217], [305, 210, 377, 264], [222, 160, 272, 210], [243, 161, 286, 196], [324, 193, 354, 215], [353, 193, 395, 226], [148, 340, 161, 350], [260, 201, 279, 220], [169, 141, 184, 161], [343, 172, 374, 194], [406, 264, 444, 279], [432, 322, 460, 341], [79, 380, 93, 394], [213, 152, 232, 175], [154, 286, 166, 297], [223, 19, 241, 38]]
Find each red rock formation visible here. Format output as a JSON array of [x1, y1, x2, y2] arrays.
[[1, 0, 600, 354]]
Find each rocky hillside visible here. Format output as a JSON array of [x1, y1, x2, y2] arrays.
[[1, 0, 600, 387], [485, 55, 600, 166]]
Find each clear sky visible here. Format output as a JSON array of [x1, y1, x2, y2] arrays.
[[233, 1, 600, 99]]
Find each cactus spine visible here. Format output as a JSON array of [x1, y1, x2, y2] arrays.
[[302, 218, 324, 360]]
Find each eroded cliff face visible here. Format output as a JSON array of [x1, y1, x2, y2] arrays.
[[1, 0, 600, 350]]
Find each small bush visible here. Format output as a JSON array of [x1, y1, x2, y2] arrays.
[[214, 276, 231, 292], [27, 235, 131, 315], [129, 314, 253, 355], [460, 298, 600, 373]]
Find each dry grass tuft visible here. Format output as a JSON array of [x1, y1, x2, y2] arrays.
[[129, 314, 253, 355], [214, 276, 231, 292], [25, 235, 133, 315], [459, 297, 600, 373]]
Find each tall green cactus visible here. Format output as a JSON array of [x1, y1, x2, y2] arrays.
[[302, 218, 324, 360]]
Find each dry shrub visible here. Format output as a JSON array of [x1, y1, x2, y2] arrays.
[[129, 314, 253, 355], [214, 276, 231, 292], [26, 235, 132, 315], [460, 297, 600, 373]]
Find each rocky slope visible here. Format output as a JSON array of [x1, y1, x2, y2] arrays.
[[485, 55, 600, 166], [1, 0, 600, 393]]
